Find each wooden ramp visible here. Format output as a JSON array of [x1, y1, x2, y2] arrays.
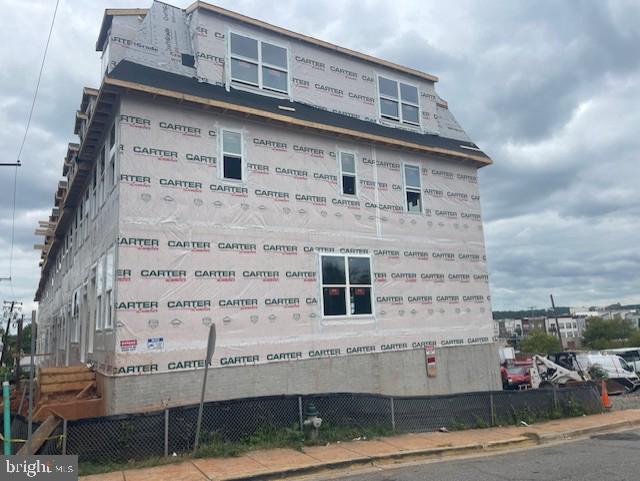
[[16, 415, 61, 455]]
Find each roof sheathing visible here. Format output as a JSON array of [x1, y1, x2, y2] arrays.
[[96, 2, 438, 83], [96, 8, 148, 51], [187, 1, 439, 83], [106, 60, 491, 165]]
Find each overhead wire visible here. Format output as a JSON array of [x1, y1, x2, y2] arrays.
[[6, 0, 61, 299]]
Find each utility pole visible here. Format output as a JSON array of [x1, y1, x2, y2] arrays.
[[27, 310, 37, 455], [1, 301, 23, 369], [1, 301, 15, 369], [15, 314, 24, 381], [550, 294, 564, 350]]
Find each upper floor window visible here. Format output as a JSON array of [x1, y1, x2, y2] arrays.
[[378, 76, 419, 125], [230, 32, 289, 94], [221, 129, 243, 181], [403, 163, 422, 213], [339, 151, 357, 196]]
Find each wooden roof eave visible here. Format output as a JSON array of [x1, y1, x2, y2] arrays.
[[37, 84, 115, 298]]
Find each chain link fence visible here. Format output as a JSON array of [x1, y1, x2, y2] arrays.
[[9, 415, 40, 454], [34, 383, 601, 463]]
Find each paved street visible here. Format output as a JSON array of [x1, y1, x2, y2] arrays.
[[320, 429, 640, 481]]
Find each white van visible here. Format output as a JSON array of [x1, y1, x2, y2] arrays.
[[574, 352, 640, 391], [603, 348, 640, 374]]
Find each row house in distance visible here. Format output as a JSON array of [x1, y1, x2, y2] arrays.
[[34, 1, 499, 414]]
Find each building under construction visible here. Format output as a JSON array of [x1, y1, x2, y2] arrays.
[[34, 1, 499, 415]]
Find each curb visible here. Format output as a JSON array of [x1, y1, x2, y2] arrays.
[[219, 438, 532, 481], [221, 456, 374, 481], [526, 417, 640, 443], [218, 421, 640, 481]]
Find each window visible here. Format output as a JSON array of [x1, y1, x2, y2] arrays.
[[621, 351, 640, 363], [91, 165, 97, 218], [98, 147, 106, 204], [321, 255, 372, 317], [230, 32, 289, 93], [77, 198, 84, 245], [108, 123, 117, 188], [96, 255, 104, 331], [84, 189, 90, 239], [378, 76, 420, 125], [221, 129, 243, 181], [76, 203, 82, 246], [403, 163, 422, 213], [109, 123, 116, 151], [71, 289, 80, 343], [105, 247, 114, 329], [339, 151, 357, 195]]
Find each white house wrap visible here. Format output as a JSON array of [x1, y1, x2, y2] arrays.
[[35, 1, 499, 414]]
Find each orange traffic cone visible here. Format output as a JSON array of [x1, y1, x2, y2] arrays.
[[601, 379, 612, 409]]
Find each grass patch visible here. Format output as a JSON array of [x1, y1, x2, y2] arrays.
[[194, 425, 304, 458], [80, 422, 393, 475], [79, 455, 185, 476]]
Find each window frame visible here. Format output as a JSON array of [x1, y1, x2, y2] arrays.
[[338, 150, 358, 197], [71, 288, 81, 343], [228, 30, 290, 95], [91, 164, 98, 219], [319, 253, 374, 319], [108, 122, 118, 191], [95, 254, 105, 332], [376, 74, 421, 127], [98, 146, 106, 205], [77, 198, 84, 248], [84, 188, 90, 239], [218, 128, 245, 182], [402, 161, 423, 214], [104, 247, 115, 330]]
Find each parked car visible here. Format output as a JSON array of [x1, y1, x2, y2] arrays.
[[603, 348, 640, 373], [501, 365, 531, 389]]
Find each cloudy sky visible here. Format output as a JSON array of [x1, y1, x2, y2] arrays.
[[1, 0, 639, 313]]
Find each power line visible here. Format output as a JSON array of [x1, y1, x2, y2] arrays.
[[9, 166, 18, 299], [15, 0, 61, 164], [5, 0, 61, 296]]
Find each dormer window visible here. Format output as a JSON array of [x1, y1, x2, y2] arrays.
[[230, 32, 289, 94], [378, 76, 420, 126]]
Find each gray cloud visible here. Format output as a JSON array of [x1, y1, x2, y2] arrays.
[[0, 0, 638, 312]]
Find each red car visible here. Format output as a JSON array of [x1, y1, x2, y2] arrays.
[[501, 365, 531, 389]]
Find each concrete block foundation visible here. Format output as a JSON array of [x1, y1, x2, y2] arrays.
[[98, 343, 501, 415]]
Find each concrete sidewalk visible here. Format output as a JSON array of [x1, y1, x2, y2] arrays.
[[81, 409, 640, 481]]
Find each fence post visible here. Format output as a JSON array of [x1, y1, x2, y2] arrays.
[[553, 385, 559, 411], [390, 397, 396, 433], [490, 392, 496, 426], [298, 396, 303, 431], [62, 419, 68, 455], [164, 409, 169, 457]]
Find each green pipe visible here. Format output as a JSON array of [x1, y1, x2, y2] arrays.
[[3, 380, 10, 455]]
